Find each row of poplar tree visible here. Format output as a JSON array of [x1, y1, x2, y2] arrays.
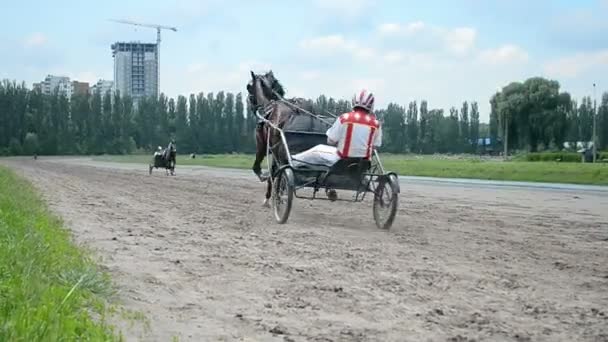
[[1, 77, 607, 156]]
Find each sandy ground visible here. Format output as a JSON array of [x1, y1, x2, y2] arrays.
[[2, 157, 608, 342]]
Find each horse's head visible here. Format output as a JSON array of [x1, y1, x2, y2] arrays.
[[247, 70, 285, 112]]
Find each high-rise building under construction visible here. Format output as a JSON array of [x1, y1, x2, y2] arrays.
[[111, 41, 158, 99]]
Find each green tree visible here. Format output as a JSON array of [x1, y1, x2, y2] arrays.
[[23, 132, 40, 155], [9, 137, 22, 155], [245, 95, 257, 153], [523, 77, 560, 151], [406, 101, 418, 153], [460, 101, 470, 152], [70, 94, 90, 153], [188, 94, 198, 150], [212, 92, 225, 153], [167, 98, 176, 137], [489, 93, 499, 150], [101, 91, 112, 153], [224, 92, 235, 152], [122, 95, 135, 153], [89, 91, 103, 154], [470, 102, 480, 152], [496, 82, 526, 153], [235, 93, 245, 152], [418, 100, 429, 153], [551, 92, 571, 150], [157, 94, 169, 144], [566, 99, 579, 146], [383, 103, 405, 152], [599, 92, 608, 150], [579, 96, 594, 145], [448, 107, 460, 152], [175, 95, 190, 152], [428, 109, 445, 153]]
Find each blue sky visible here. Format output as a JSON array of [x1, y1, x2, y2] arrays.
[[2, 0, 607, 121]]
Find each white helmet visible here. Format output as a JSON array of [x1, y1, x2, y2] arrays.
[[352, 89, 375, 113]]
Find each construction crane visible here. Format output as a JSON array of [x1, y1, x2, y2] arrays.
[[109, 19, 177, 97]]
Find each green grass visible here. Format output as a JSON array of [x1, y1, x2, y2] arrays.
[[93, 153, 608, 185], [382, 157, 608, 185], [0, 166, 123, 341]]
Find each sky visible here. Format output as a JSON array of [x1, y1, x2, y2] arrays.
[[2, 0, 607, 122]]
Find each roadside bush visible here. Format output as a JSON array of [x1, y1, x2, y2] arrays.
[[520, 152, 581, 162]]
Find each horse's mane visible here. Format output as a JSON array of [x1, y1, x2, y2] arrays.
[[264, 71, 285, 98]]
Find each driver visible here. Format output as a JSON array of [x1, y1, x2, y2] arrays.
[[154, 146, 163, 157], [292, 89, 382, 168]]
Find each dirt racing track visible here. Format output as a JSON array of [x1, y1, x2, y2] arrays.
[[3, 157, 608, 341]]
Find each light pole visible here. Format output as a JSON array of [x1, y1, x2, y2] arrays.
[[593, 83, 597, 163]]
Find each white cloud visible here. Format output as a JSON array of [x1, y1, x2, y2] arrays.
[[377, 22, 476, 56], [443, 27, 477, 55], [378, 21, 426, 36], [543, 49, 608, 78], [378, 23, 401, 35], [406, 21, 426, 34], [23, 33, 48, 48], [478, 44, 529, 65], [354, 47, 376, 61], [383, 51, 404, 63], [299, 34, 375, 61]]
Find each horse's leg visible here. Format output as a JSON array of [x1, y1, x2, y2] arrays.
[[262, 162, 274, 208], [252, 125, 268, 182], [262, 178, 271, 208]]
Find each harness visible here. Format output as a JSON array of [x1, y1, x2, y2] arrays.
[[256, 101, 276, 128]]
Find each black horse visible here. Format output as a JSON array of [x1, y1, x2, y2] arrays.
[[247, 70, 331, 206], [149, 141, 177, 176]]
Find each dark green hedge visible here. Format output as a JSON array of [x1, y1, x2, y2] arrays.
[[520, 152, 608, 162]]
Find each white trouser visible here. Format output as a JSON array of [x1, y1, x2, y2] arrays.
[[292, 144, 339, 167]]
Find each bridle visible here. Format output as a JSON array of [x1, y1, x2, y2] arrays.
[[248, 73, 281, 113]]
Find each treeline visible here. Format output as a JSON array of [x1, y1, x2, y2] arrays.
[[377, 100, 483, 154], [378, 77, 608, 154], [1, 76, 607, 156], [0, 81, 354, 156], [488, 77, 608, 153], [0, 80, 259, 155]]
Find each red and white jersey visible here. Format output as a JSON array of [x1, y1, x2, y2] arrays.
[[326, 110, 382, 159]]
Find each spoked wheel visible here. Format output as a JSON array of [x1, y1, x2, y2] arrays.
[[272, 167, 294, 224], [373, 174, 399, 230]]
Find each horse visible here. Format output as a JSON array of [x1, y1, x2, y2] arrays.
[[247, 70, 331, 206], [149, 141, 177, 176]]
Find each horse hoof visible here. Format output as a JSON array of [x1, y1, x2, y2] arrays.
[[258, 173, 269, 182], [262, 199, 270, 208], [327, 189, 338, 202]]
